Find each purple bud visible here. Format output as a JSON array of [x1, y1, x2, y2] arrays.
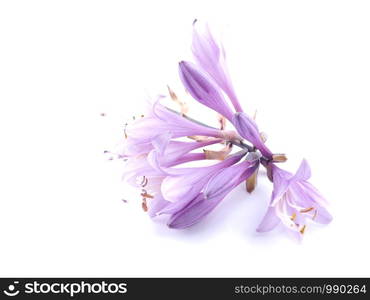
[[179, 61, 234, 121]]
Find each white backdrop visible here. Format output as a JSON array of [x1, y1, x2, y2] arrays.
[[1, 0, 369, 277]]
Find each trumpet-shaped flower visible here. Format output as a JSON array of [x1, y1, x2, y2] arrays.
[[122, 97, 239, 157], [257, 160, 332, 237], [167, 157, 259, 228]]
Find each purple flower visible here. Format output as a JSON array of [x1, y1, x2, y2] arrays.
[[167, 156, 259, 228], [179, 61, 234, 121], [122, 96, 240, 157], [116, 22, 332, 239], [155, 151, 247, 204], [257, 160, 332, 238], [192, 20, 243, 112], [122, 132, 219, 187], [122, 128, 240, 218], [122, 137, 216, 218]]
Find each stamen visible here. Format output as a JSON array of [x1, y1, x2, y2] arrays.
[[167, 85, 189, 115], [141, 192, 154, 199], [124, 123, 128, 139], [300, 225, 306, 234], [140, 176, 148, 187], [312, 209, 318, 220], [300, 207, 314, 213], [142, 199, 148, 212], [290, 212, 297, 221]]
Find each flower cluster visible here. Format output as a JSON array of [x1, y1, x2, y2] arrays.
[[119, 21, 332, 238]]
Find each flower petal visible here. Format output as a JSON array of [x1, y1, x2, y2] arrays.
[[147, 194, 170, 217], [192, 20, 243, 112], [204, 159, 259, 200], [160, 151, 246, 202], [256, 207, 281, 232], [167, 157, 257, 229], [292, 159, 311, 182], [270, 165, 291, 206], [167, 193, 215, 229]]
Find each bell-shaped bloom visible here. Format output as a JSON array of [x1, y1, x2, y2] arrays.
[[257, 160, 332, 238], [167, 157, 259, 228], [122, 132, 219, 218], [192, 20, 243, 112], [122, 97, 238, 157], [179, 61, 234, 121], [232, 112, 273, 159], [151, 150, 247, 204], [144, 151, 245, 219], [122, 131, 218, 186]]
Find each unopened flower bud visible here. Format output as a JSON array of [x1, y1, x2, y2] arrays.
[[272, 153, 287, 163]]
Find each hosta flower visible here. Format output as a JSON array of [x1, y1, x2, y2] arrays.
[[116, 21, 332, 239], [122, 120, 241, 218], [166, 155, 259, 228], [257, 160, 332, 238], [155, 151, 247, 211], [122, 97, 240, 157]]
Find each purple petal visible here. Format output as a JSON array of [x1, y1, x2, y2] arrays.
[[151, 131, 172, 156], [192, 21, 243, 112], [147, 194, 170, 217], [179, 61, 234, 121], [270, 165, 291, 205], [314, 206, 333, 224], [167, 157, 258, 229], [160, 151, 246, 202], [126, 97, 226, 144], [204, 159, 259, 200], [256, 207, 281, 232], [292, 159, 311, 182], [167, 193, 214, 229]]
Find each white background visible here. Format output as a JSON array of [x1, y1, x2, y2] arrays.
[[1, 0, 369, 277]]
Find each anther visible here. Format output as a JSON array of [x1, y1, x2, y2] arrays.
[[300, 207, 314, 213], [142, 199, 148, 212], [141, 192, 154, 199], [312, 210, 318, 220]]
